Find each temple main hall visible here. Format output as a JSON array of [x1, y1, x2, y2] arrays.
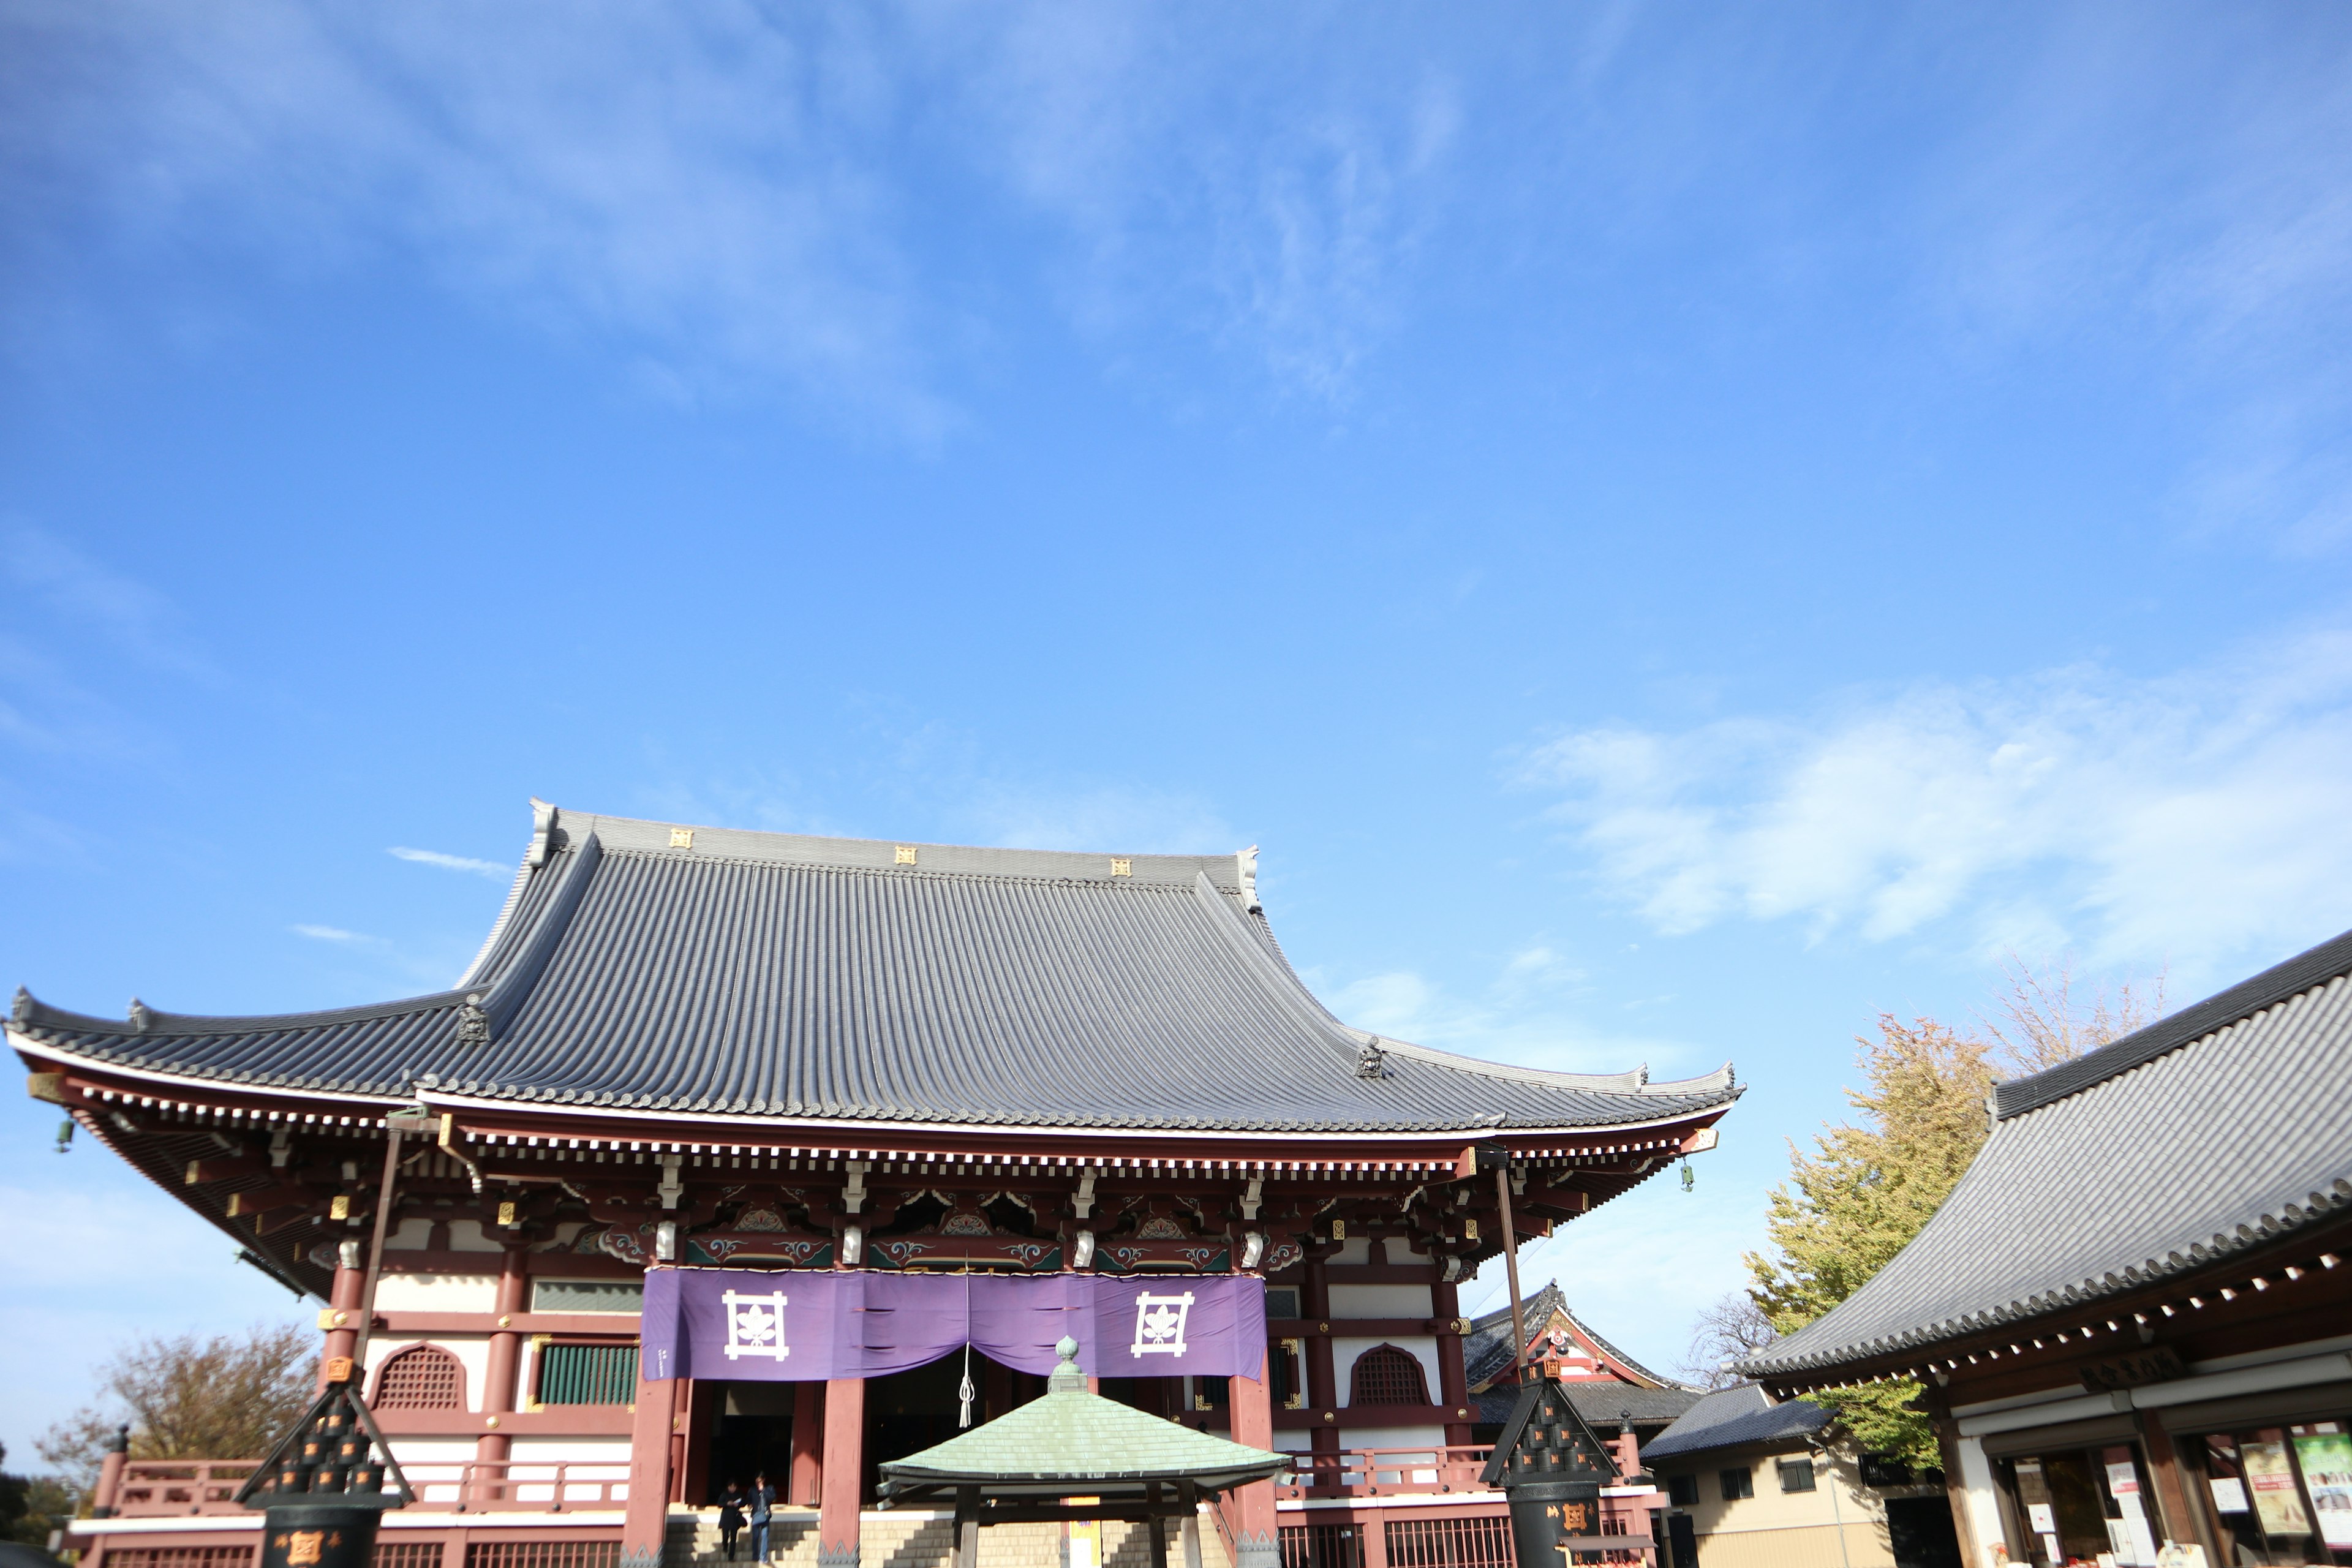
[[12, 801, 1740, 1568]]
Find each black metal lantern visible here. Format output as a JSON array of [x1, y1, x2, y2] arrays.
[[1479, 1378, 1622, 1568], [236, 1359, 413, 1568]]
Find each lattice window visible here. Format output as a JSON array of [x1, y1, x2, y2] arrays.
[[373, 1544, 447, 1568], [374, 1344, 466, 1410], [1348, 1344, 1429, 1407], [467, 1544, 619, 1568], [535, 1341, 638, 1406], [1384, 1517, 1513, 1568], [1280, 1524, 1362, 1568], [100, 1550, 256, 1568]]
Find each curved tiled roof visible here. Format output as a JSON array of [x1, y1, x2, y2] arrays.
[[1464, 1281, 1697, 1390], [1642, 1385, 1825, 1461], [11, 802, 1739, 1137], [1741, 925, 2352, 1381]]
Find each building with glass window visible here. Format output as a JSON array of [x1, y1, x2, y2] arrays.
[[1739, 927, 2352, 1568]]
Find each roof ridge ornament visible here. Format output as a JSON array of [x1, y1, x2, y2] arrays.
[[1237, 845, 1261, 911], [10, 986, 28, 1027], [1356, 1035, 1388, 1079], [129, 998, 153, 1033], [526, 798, 559, 868], [456, 994, 489, 1049]]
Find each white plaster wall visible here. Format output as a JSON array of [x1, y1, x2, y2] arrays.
[[383, 1217, 435, 1250], [1328, 1284, 1434, 1319], [1344, 1423, 1446, 1452], [510, 1439, 631, 1464], [1330, 1238, 1372, 1265], [1332, 1336, 1441, 1406], [383, 1438, 478, 1502], [446, 1219, 503, 1253], [374, 1273, 499, 1312], [360, 1335, 491, 1412]]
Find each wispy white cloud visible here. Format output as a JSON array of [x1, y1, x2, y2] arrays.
[[291, 923, 375, 944], [1520, 625, 2352, 977], [5, 3, 1470, 421], [388, 846, 509, 880], [1315, 944, 1707, 1082]]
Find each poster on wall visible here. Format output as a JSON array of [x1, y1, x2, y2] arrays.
[[2103, 1449, 2157, 1567], [2291, 1427, 2352, 1550], [2240, 1436, 2316, 1541]]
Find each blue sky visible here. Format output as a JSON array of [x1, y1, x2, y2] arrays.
[[6, 2, 2352, 1461]]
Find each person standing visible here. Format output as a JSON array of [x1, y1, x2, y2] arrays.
[[749, 1469, 775, 1563], [718, 1480, 747, 1561]]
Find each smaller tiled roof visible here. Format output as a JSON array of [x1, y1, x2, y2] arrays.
[[1741, 925, 2352, 1381], [1640, 1385, 1826, 1462], [878, 1342, 1291, 1501], [1463, 1281, 1696, 1391], [1563, 1384, 1705, 1428]]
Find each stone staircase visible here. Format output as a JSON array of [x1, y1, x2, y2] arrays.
[[669, 1510, 1232, 1568]]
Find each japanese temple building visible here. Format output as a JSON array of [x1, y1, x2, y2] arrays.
[[1739, 925, 2352, 1568], [13, 802, 1741, 1568]]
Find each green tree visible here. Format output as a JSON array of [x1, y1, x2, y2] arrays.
[[1743, 959, 2165, 1468], [37, 1324, 315, 1491], [1744, 1015, 1997, 1468], [0, 1441, 78, 1555]]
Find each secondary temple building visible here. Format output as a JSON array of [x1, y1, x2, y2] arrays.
[[13, 802, 1740, 1568]]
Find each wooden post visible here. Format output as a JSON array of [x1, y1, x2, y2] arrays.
[[1179, 1481, 1205, 1568], [349, 1125, 405, 1378], [90, 1426, 130, 1518], [1431, 1278, 1471, 1448], [2136, 1408, 2199, 1553], [1144, 1485, 1169, 1568], [1305, 1249, 1338, 1488], [791, 1381, 825, 1507], [622, 1367, 679, 1568], [1227, 1349, 1279, 1568], [954, 1485, 980, 1568], [317, 1254, 366, 1392], [818, 1376, 865, 1568], [477, 1245, 529, 1488], [1494, 1163, 1527, 1384], [1921, 1385, 1982, 1568]]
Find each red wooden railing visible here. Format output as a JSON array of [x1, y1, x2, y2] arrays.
[[112, 1462, 263, 1516], [1275, 1446, 1498, 1499], [110, 1460, 629, 1517]]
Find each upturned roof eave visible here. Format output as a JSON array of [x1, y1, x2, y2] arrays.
[[13, 1030, 1739, 1147]]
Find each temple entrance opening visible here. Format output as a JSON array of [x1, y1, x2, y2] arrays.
[[708, 1381, 796, 1504], [860, 1349, 1050, 1501]]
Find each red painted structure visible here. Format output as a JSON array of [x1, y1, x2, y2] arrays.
[[17, 805, 1738, 1568]]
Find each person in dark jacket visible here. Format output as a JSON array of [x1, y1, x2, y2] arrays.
[[748, 1471, 775, 1563], [717, 1480, 747, 1561]]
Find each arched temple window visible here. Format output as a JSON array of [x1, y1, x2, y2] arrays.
[[374, 1344, 466, 1410], [1348, 1344, 1430, 1407]]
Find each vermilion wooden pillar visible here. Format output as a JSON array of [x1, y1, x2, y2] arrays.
[[1227, 1350, 1279, 1568], [1431, 1278, 1471, 1448], [477, 1246, 529, 1482], [317, 1257, 365, 1392], [791, 1381, 826, 1507], [818, 1376, 865, 1568], [1303, 1252, 1339, 1485], [623, 1369, 679, 1568]]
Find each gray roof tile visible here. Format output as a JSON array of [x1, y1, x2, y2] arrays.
[[1741, 925, 2352, 1379], [12, 804, 1740, 1137], [1642, 1385, 1826, 1460]]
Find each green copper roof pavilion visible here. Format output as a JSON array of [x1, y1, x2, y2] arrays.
[[877, 1338, 1291, 1507]]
